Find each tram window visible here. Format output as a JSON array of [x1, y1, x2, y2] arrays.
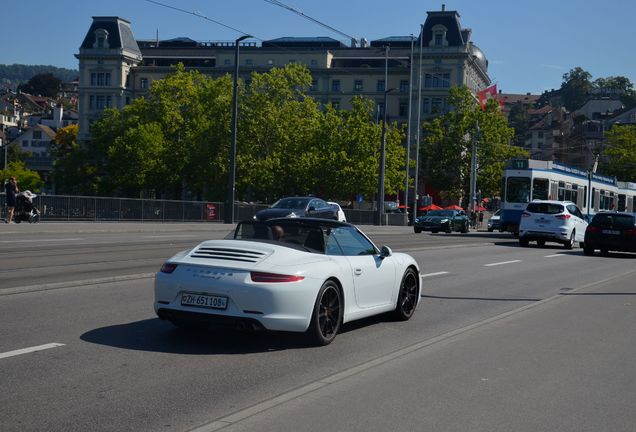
[[618, 194, 626, 212], [532, 178, 549, 200], [558, 182, 565, 201], [506, 177, 530, 203]]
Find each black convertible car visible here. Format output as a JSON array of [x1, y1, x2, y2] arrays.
[[413, 209, 469, 234], [254, 197, 339, 221]]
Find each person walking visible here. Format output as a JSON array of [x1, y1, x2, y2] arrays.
[[5, 176, 18, 223]]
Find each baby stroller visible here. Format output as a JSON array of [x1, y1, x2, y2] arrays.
[[14, 190, 41, 224]]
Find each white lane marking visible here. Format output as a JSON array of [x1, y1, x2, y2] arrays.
[[484, 260, 521, 267], [420, 271, 449, 278], [143, 235, 199, 239], [0, 238, 84, 244], [0, 343, 65, 360], [544, 254, 564, 258]]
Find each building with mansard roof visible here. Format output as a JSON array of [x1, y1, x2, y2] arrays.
[[75, 6, 491, 142]]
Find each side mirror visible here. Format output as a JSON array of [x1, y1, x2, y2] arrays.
[[380, 245, 392, 259], [307, 206, 315, 212]]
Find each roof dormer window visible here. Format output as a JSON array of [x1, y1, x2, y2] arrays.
[[430, 25, 448, 47], [93, 28, 110, 49]]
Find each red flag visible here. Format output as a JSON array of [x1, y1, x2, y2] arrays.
[[477, 84, 497, 110]]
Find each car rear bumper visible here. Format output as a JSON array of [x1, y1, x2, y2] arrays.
[[584, 235, 636, 252], [519, 230, 570, 242]]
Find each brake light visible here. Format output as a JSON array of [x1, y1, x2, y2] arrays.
[[624, 228, 636, 237], [555, 214, 571, 220], [521, 211, 531, 218], [586, 226, 601, 233], [250, 272, 305, 283], [160, 263, 178, 274]]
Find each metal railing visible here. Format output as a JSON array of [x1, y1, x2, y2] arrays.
[[0, 193, 233, 222], [0, 193, 397, 224]]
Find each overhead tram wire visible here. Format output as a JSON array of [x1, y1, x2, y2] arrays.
[[263, 0, 358, 44], [143, 0, 250, 37]]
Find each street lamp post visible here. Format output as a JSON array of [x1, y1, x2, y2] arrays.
[[225, 34, 252, 224], [376, 46, 395, 226], [587, 153, 599, 220], [0, 138, 6, 170]]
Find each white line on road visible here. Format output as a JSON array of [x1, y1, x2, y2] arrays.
[[544, 254, 564, 258], [420, 271, 449, 278], [143, 235, 199, 239], [484, 260, 521, 267], [0, 238, 84, 244], [0, 343, 65, 360]]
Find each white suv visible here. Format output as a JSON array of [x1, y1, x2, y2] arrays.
[[518, 200, 588, 249]]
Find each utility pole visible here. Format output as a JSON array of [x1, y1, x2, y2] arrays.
[[468, 121, 480, 227], [587, 153, 599, 220], [375, 45, 390, 226], [413, 25, 424, 221]]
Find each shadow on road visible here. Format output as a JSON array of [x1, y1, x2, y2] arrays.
[[80, 314, 396, 354], [80, 318, 314, 354]]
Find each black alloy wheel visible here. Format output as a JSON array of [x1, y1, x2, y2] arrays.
[[394, 268, 419, 321], [307, 281, 342, 346]]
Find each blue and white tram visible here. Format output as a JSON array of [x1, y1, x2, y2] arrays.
[[500, 159, 636, 233]]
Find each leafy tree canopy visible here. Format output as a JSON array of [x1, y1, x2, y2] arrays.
[[1, 160, 43, 192], [17, 73, 62, 97], [601, 124, 636, 181]]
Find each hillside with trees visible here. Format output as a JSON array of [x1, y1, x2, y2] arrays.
[[0, 64, 78, 90]]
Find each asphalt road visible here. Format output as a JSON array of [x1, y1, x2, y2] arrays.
[[1, 222, 634, 432]]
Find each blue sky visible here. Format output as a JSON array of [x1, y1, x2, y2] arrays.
[[2, 0, 635, 94]]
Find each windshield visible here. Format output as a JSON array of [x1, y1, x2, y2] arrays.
[[526, 203, 563, 214], [271, 198, 310, 209], [427, 210, 454, 217], [506, 177, 531, 203]]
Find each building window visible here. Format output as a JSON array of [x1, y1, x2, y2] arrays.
[[376, 102, 385, 118], [399, 80, 409, 92], [434, 33, 443, 46], [431, 97, 443, 112], [245, 59, 253, 65], [424, 73, 450, 88], [90, 95, 112, 110], [33, 130, 42, 139], [399, 102, 408, 117], [311, 80, 318, 91], [377, 80, 385, 92], [93, 28, 110, 49], [90, 72, 111, 86], [140, 78, 148, 89], [224, 59, 231, 65], [331, 80, 341, 92], [354, 80, 363, 91], [267, 59, 274, 66], [423, 98, 430, 114], [435, 59, 442, 65]]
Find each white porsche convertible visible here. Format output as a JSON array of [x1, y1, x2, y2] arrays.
[[155, 218, 420, 345]]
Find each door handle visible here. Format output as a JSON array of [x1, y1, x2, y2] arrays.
[[354, 268, 363, 276]]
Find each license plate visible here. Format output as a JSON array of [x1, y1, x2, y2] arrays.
[[181, 293, 228, 310], [602, 229, 620, 235]]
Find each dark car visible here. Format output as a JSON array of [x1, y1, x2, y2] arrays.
[[254, 197, 339, 221], [413, 209, 469, 234], [583, 212, 636, 256]]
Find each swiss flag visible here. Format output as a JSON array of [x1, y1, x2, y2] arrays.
[[477, 84, 497, 110]]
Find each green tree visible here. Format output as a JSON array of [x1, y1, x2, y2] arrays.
[[422, 86, 526, 202], [17, 73, 62, 97], [51, 124, 100, 195], [508, 102, 528, 146], [0, 160, 42, 192], [561, 67, 593, 111], [601, 124, 636, 181]]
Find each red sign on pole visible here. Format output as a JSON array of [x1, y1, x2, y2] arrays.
[[206, 203, 216, 221]]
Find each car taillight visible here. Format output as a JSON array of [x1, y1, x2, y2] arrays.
[[555, 214, 571, 220], [160, 263, 178, 274], [521, 211, 531, 217], [586, 226, 601, 233], [250, 272, 305, 283], [624, 228, 636, 237]]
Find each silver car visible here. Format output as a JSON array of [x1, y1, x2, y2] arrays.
[[518, 200, 588, 249]]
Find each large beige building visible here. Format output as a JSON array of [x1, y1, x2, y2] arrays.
[[76, 6, 491, 142]]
